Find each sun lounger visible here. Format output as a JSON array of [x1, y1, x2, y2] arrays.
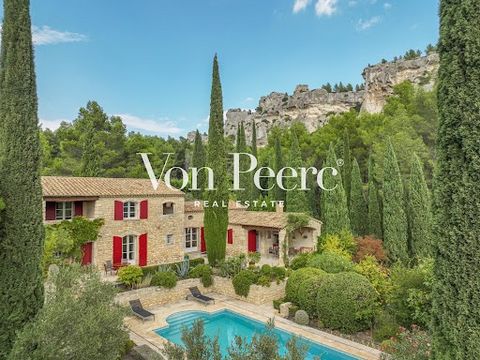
[[187, 286, 215, 305], [129, 299, 155, 322]]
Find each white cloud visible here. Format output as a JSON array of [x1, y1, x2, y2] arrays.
[[32, 26, 87, 45], [357, 16, 381, 31], [315, 0, 337, 16], [115, 114, 182, 135], [293, 0, 311, 13], [39, 118, 69, 131], [384, 2, 392, 9], [244, 97, 255, 103]]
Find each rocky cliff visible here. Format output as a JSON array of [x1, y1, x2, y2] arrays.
[[188, 53, 439, 146]]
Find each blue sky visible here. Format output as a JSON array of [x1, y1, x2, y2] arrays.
[[29, 0, 439, 137]]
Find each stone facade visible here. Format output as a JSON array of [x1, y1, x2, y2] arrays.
[[115, 276, 286, 307]]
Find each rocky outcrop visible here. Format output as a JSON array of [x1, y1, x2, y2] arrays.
[[361, 53, 439, 113], [225, 85, 364, 146], [194, 53, 439, 147], [186, 130, 208, 143]]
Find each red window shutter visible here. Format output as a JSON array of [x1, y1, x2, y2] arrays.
[[138, 233, 147, 266], [227, 229, 233, 244], [114, 201, 124, 220], [139, 200, 148, 219], [113, 236, 122, 264], [74, 201, 83, 217], [45, 202, 56, 220], [200, 227, 206, 253]]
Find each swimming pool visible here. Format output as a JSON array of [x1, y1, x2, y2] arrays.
[[155, 309, 358, 360]]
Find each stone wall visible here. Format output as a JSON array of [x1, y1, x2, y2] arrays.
[[116, 276, 286, 307]]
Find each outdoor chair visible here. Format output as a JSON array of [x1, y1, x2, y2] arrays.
[[187, 286, 215, 305], [129, 299, 155, 322], [104, 260, 116, 275]]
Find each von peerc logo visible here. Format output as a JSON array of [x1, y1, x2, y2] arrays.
[[139, 152, 342, 193]]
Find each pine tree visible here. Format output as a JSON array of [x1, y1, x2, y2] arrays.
[[272, 135, 286, 205], [341, 129, 352, 207], [432, 2, 480, 357], [0, 0, 45, 356], [349, 158, 367, 236], [367, 155, 382, 239], [191, 130, 206, 199], [285, 131, 309, 213], [407, 153, 432, 258], [249, 120, 260, 201], [203, 55, 228, 266], [321, 143, 350, 236], [382, 139, 408, 263]]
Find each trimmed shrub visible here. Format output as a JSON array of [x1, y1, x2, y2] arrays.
[[354, 236, 387, 263], [294, 310, 310, 326], [118, 265, 143, 288], [232, 270, 258, 297], [297, 276, 327, 316], [307, 251, 354, 273], [256, 275, 271, 287], [190, 264, 213, 288], [271, 266, 286, 281], [289, 253, 312, 270], [260, 264, 272, 276], [316, 272, 378, 333], [151, 271, 177, 289], [285, 267, 325, 304]]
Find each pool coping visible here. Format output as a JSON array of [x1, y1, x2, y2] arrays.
[[124, 293, 383, 360]]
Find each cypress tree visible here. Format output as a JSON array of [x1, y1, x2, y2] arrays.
[[382, 139, 408, 263], [0, 0, 45, 356], [273, 135, 286, 205], [203, 55, 228, 266], [367, 155, 382, 239], [407, 154, 432, 259], [321, 143, 350, 236], [349, 158, 367, 236], [285, 130, 309, 213], [432, 1, 480, 357], [249, 119, 260, 201], [80, 124, 100, 177], [191, 130, 206, 199], [235, 122, 249, 202], [341, 129, 352, 207]]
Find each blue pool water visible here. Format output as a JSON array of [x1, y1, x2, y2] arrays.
[[155, 310, 358, 360]]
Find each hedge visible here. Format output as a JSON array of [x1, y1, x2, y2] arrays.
[[316, 272, 378, 333], [285, 267, 325, 305]]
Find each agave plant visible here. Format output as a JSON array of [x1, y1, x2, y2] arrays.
[[175, 258, 190, 279], [158, 264, 171, 273]]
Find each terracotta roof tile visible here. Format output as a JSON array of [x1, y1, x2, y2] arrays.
[[41, 176, 183, 198]]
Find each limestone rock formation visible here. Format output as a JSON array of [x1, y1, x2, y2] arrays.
[[361, 52, 439, 113], [192, 53, 439, 147]]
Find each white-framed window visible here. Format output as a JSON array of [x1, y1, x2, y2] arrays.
[[122, 235, 136, 263], [55, 202, 73, 220], [184, 228, 198, 251], [165, 234, 174, 245], [123, 201, 138, 219], [163, 202, 174, 215]]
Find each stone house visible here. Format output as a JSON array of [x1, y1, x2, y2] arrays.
[[42, 176, 321, 268]]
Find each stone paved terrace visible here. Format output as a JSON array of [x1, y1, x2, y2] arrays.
[[124, 293, 383, 360]]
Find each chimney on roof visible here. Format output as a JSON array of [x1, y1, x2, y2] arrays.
[[275, 201, 284, 213]]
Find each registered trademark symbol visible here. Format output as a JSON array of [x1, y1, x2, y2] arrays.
[[336, 158, 344, 167]]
